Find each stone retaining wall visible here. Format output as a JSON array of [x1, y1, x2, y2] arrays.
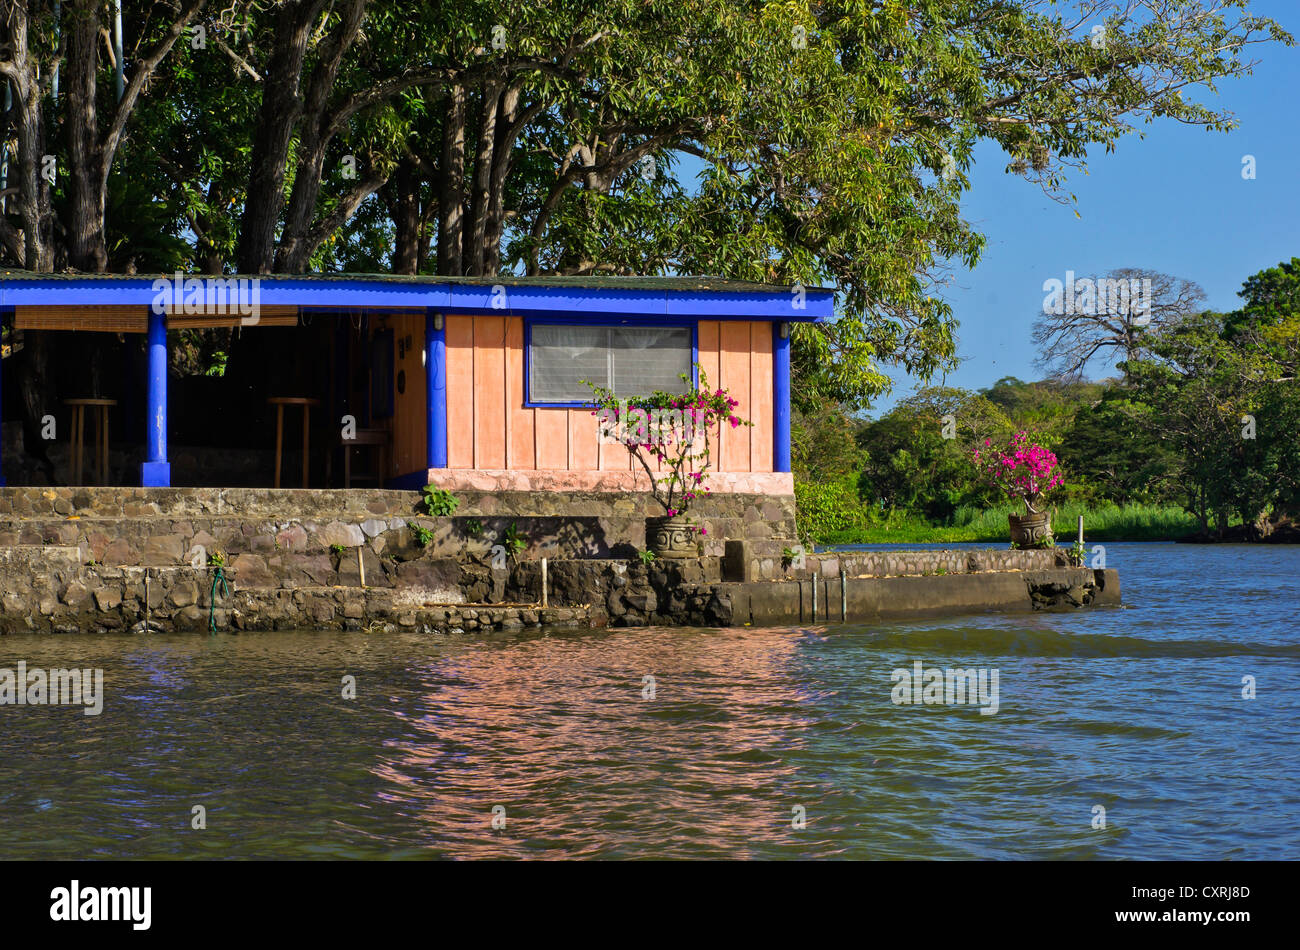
[[0, 486, 798, 561], [0, 488, 1120, 634], [722, 541, 1067, 582]]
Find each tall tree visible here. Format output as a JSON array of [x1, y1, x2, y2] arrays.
[[1032, 268, 1207, 380]]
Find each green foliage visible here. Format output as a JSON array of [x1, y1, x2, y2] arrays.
[[422, 486, 459, 517], [584, 366, 747, 517], [501, 522, 527, 559], [791, 397, 864, 481], [794, 474, 871, 545], [329, 544, 345, 558], [207, 550, 226, 567], [5, 0, 1288, 420], [835, 503, 1199, 545], [407, 521, 434, 548], [1070, 539, 1087, 567], [638, 549, 657, 565], [464, 519, 484, 538], [855, 386, 1012, 521]]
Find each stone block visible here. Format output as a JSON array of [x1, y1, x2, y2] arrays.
[[143, 534, 187, 563], [318, 521, 366, 549], [231, 553, 275, 588], [94, 588, 122, 611]]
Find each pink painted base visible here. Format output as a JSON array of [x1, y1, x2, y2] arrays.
[[426, 469, 795, 495]]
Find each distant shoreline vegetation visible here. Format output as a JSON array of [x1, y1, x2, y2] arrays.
[[792, 260, 1300, 549], [807, 502, 1201, 546]]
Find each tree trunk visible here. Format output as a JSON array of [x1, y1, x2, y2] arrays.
[[436, 84, 466, 276], [482, 87, 525, 275], [273, 0, 367, 273], [390, 158, 422, 275], [1, 3, 54, 272], [237, 0, 326, 273], [463, 82, 500, 276], [65, 0, 108, 272]]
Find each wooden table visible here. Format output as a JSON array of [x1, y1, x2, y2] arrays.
[[268, 397, 321, 488], [342, 426, 390, 488], [64, 398, 117, 486]]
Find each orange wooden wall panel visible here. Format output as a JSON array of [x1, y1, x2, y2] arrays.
[[472, 316, 507, 469], [719, 321, 752, 473], [445, 316, 475, 468], [534, 409, 569, 469], [504, 317, 535, 469], [568, 408, 599, 470], [697, 321, 721, 395], [442, 315, 775, 475], [749, 322, 773, 473]]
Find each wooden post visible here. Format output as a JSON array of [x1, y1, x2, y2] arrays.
[[811, 572, 818, 623], [301, 402, 311, 487], [541, 557, 548, 607], [273, 403, 284, 488], [840, 569, 847, 622], [1078, 514, 1084, 546], [357, 546, 366, 588]]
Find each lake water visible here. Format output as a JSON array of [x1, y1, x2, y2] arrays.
[[2, 542, 1297, 859]]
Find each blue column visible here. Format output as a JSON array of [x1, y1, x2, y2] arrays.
[[773, 321, 791, 473], [426, 310, 447, 468], [0, 312, 6, 487], [140, 310, 170, 486]]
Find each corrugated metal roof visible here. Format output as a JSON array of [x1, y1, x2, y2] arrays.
[[0, 271, 835, 294]]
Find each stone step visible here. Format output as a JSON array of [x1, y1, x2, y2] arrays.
[[0, 543, 84, 569], [0, 515, 427, 567], [0, 486, 798, 559], [0, 486, 424, 521]]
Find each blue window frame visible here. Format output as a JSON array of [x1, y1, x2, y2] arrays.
[[524, 316, 699, 408]]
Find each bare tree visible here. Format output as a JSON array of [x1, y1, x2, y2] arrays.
[[1032, 267, 1207, 380]]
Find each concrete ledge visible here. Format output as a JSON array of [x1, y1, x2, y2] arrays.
[[425, 469, 795, 495], [730, 572, 1043, 626]]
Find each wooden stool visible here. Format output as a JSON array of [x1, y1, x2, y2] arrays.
[[268, 397, 321, 488], [64, 398, 117, 486], [342, 428, 390, 488]]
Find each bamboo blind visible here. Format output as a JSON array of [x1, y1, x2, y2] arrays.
[[15, 306, 149, 332], [14, 305, 301, 331]]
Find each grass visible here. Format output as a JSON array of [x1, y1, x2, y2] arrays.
[[818, 502, 1201, 546]]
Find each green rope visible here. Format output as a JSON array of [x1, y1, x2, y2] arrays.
[[209, 566, 229, 633]]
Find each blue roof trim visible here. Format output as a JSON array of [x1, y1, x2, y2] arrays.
[[0, 275, 833, 321]]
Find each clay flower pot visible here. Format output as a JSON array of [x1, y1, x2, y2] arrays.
[[645, 515, 698, 559], [1009, 511, 1053, 548]]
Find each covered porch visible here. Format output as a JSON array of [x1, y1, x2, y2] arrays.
[[0, 274, 833, 490]]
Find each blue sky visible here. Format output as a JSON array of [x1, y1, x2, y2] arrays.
[[871, 0, 1300, 414]]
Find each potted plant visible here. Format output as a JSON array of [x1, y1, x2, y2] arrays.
[[586, 368, 750, 558], [972, 431, 1063, 548]]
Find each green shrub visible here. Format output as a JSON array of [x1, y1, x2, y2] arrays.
[[501, 521, 527, 558], [794, 474, 871, 544], [422, 485, 459, 516]]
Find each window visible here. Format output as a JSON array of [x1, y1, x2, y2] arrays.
[[528, 323, 693, 404]]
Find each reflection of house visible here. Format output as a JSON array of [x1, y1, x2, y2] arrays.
[[0, 274, 833, 491]]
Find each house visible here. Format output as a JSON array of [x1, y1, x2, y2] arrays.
[[0, 273, 833, 495]]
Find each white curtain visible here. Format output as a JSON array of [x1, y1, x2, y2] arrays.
[[530, 324, 691, 402]]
